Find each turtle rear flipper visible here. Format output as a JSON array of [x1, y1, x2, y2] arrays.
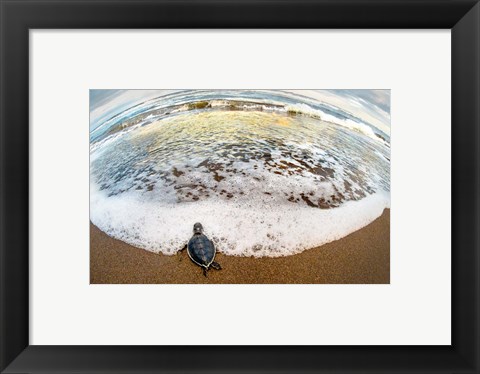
[[210, 261, 222, 270]]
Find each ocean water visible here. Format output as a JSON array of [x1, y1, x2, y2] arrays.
[[90, 90, 390, 257]]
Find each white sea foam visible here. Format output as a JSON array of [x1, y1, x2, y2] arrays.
[[90, 180, 389, 257]]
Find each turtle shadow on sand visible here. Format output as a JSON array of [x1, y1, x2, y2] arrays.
[[178, 223, 222, 277]]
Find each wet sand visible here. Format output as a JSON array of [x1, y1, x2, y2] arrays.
[[90, 209, 389, 284]]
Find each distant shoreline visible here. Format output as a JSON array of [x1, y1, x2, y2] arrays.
[[90, 209, 390, 284]]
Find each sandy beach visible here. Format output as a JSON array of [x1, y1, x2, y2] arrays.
[[90, 209, 389, 284]]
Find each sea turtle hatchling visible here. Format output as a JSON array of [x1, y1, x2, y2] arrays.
[[181, 223, 222, 276]]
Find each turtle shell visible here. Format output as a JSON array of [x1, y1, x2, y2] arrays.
[[187, 234, 216, 268]]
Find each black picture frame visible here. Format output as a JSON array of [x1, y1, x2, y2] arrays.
[[1, 0, 479, 373]]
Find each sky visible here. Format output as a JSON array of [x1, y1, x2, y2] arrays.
[[90, 90, 175, 132], [90, 89, 391, 134]]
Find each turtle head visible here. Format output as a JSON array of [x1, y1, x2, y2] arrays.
[[193, 222, 204, 235]]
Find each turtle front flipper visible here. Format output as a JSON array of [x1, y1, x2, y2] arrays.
[[210, 261, 222, 270], [177, 244, 187, 261], [178, 244, 187, 252]]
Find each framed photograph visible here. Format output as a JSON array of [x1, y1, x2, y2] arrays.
[[89, 88, 391, 284], [1, 0, 479, 373]]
